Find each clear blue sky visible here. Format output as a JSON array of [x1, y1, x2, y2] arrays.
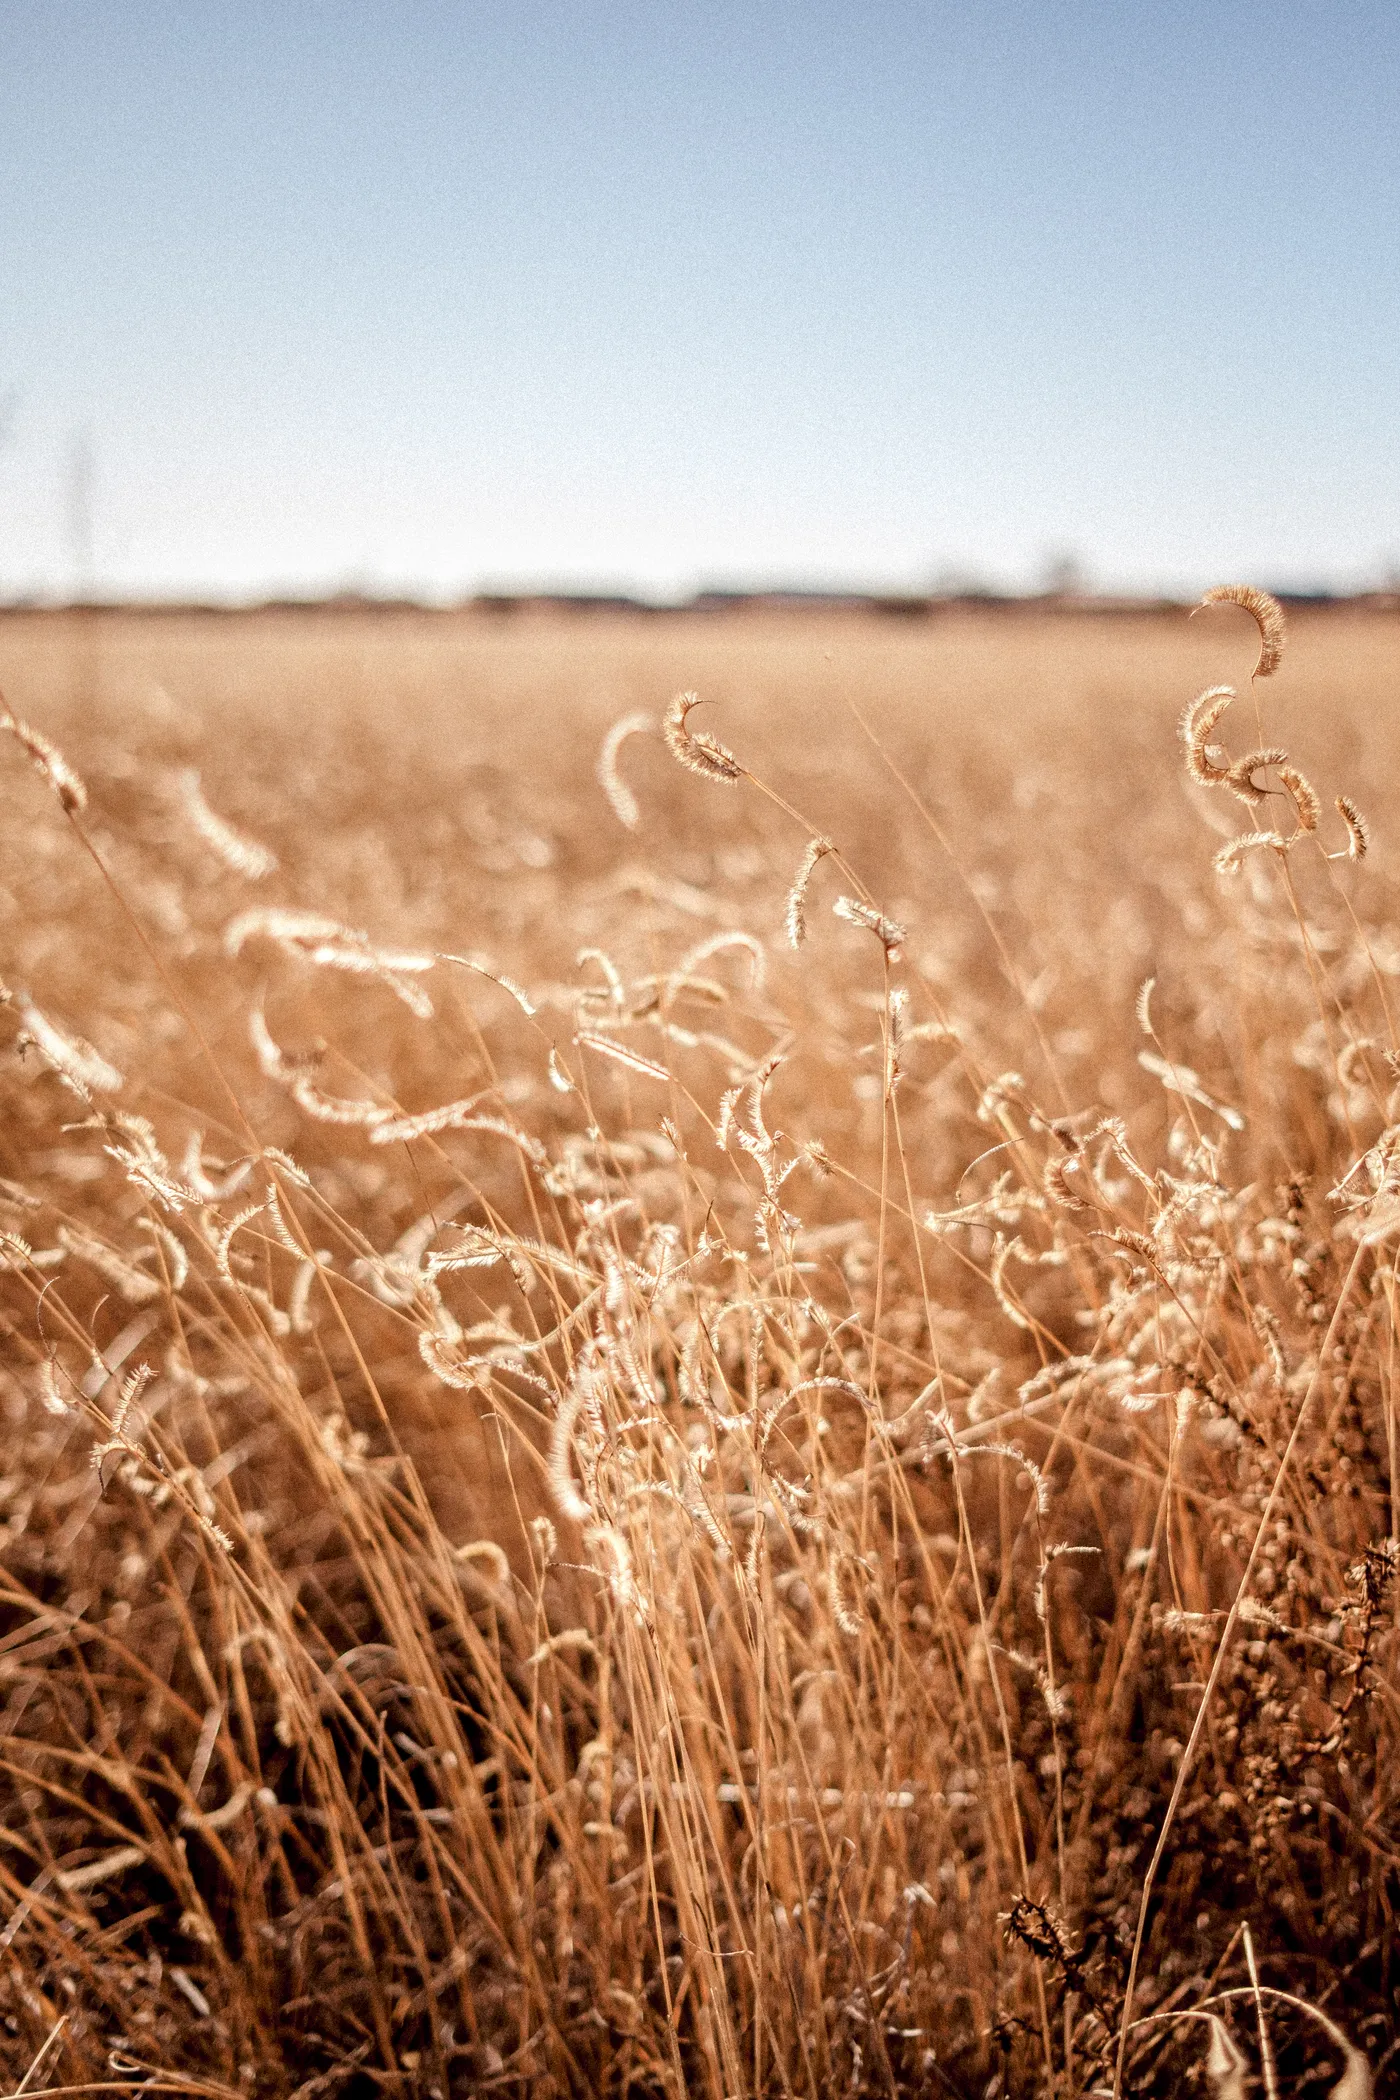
[[0, 2, 1395, 600]]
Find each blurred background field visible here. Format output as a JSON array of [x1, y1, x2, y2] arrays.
[[3, 600, 1397, 1169], [5, 599, 1397, 1014]]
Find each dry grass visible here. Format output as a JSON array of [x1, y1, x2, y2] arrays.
[[0, 601, 1397, 2097]]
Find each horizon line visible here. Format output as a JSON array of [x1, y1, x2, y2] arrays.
[[4, 582, 1398, 619]]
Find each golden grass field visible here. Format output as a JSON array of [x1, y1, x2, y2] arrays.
[[0, 600, 1397, 2097]]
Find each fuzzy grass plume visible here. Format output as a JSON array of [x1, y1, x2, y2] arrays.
[[1200, 583, 1288, 678]]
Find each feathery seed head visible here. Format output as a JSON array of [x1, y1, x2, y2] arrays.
[[15, 995, 123, 1097], [1336, 794, 1370, 861], [1180, 686, 1236, 785], [226, 907, 346, 956], [1225, 747, 1289, 805], [1044, 1156, 1090, 1211], [785, 835, 835, 947], [438, 952, 537, 1015], [575, 1031, 671, 1082], [367, 1094, 494, 1144], [663, 692, 742, 783], [547, 1384, 595, 1525], [174, 769, 278, 878], [1200, 583, 1287, 677], [677, 927, 766, 993], [248, 1004, 316, 1082], [1279, 763, 1320, 833], [596, 710, 653, 829], [832, 894, 907, 954], [59, 1224, 161, 1303], [1213, 829, 1291, 877], [1, 708, 88, 813], [1135, 976, 1156, 1036], [828, 1558, 864, 1638], [225, 909, 434, 1017]]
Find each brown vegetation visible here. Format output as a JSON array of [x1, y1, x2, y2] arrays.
[[0, 601, 1397, 2096]]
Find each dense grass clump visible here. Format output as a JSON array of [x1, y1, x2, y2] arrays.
[[0, 600, 1397, 2096]]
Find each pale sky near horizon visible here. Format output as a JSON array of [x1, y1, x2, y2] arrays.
[[0, 2, 1396, 601]]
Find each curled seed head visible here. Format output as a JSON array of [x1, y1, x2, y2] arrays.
[[15, 995, 122, 1096], [828, 1558, 863, 1638], [417, 1328, 490, 1391], [455, 1538, 511, 1587], [289, 1076, 391, 1127], [1336, 794, 1370, 861], [547, 1386, 594, 1525], [58, 1225, 160, 1303], [1213, 829, 1290, 877], [1044, 1155, 1090, 1211], [224, 908, 433, 1017], [1225, 747, 1289, 805], [1, 709, 87, 813], [832, 894, 907, 954], [174, 769, 277, 878], [663, 692, 742, 784], [1278, 764, 1320, 833], [1200, 583, 1287, 678], [1135, 977, 1156, 1036], [785, 835, 835, 947], [596, 711, 653, 829], [1180, 686, 1236, 785], [248, 1004, 316, 1082]]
